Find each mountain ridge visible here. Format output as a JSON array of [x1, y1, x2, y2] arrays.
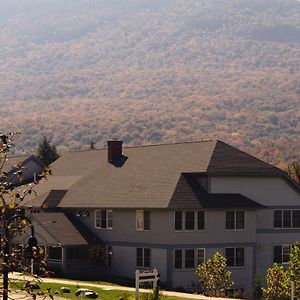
[[0, 0, 299, 164]]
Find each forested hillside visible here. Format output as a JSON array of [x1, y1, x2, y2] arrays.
[[0, 0, 299, 165]]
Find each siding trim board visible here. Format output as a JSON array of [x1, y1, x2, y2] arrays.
[[257, 229, 300, 234], [105, 241, 256, 249]]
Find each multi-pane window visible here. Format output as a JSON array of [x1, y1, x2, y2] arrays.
[[95, 209, 113, 229], [274, 245, 292, 264], [174, 211, 205, 231], [136, 248, 151, 268], [225, 247, 245, 267], [174, 248, 205, 270], [274, 210, 300, 228], [226, 211, 245, 230], [136, 210, 150, 231]]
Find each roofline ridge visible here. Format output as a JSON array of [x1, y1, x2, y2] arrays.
[[65, 139, 217, 153]]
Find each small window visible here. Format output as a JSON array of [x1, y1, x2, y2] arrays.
[[136, 210, 150, 231], [175, 211, 183, 231], [226, 211, 245, 230], [136, 248, 151, 269], [95, 209, 113, 229], [197, 248, 205, 265], [185, 211, 195, 230], [274, 245, 292, 264], [226, 247, 245, 267]]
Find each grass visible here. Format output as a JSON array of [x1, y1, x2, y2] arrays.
[[9, 280, 191, 300]]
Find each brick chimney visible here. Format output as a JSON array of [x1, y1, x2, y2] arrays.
[[107, 140, 123, 163]]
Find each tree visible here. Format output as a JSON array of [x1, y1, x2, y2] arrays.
[[36, 136, 60, 165], [0, 132, 51, 299], [263, 242, 300, 300], [263, 263, 290, 300], [195, 252, 234, 297], [288, 160, 300, 184], [288, 241, 300, 297]]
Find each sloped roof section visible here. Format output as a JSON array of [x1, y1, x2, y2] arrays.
[[207, 141, 285, 175], [27, 140, 288, 209], [40, 141, 216, 208], [31, 212, 88, 246], [168, 174, 264, 209]]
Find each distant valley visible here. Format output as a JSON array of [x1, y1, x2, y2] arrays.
[[0, 0, 299, 165]]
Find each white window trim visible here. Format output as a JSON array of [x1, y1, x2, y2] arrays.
[[95, 209, 113, 229], [136, 210, 150, 231], [136, 247, 151, 269], [225, 210, 246, 231], [174, 210, 206, 232], [274, 244, 292, 265], [174, 248, 206, 271], [273, 209, 300, 229], [225, 247, 245, 268]]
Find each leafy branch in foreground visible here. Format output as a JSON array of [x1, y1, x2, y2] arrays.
[[0, 132, 52, 299]]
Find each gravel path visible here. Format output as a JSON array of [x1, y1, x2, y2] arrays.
[[7, 272, 237, 300]]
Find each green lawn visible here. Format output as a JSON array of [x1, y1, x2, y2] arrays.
[[9, 281, 190, 300]]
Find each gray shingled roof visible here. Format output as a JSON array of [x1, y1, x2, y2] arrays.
[[26, 140, 287, 209], [31, 212, 88, 246]]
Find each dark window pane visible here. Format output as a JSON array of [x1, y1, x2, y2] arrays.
[[197, 249, 205, 265], [226, 248, 234, 267], [282, 246, 291, 263], [283, 210, 291, 228], [144, 248, 151, 268], [144, 211, 150, 230], [101, 210, 107, 228], [48, 247, 62, 260], [274, 210, 282, 228], [175, 211, 182, 231], [136, 248, 143, 267], [236, 211, 245, 230], [226, 211, 235, 230], [174, 249, 182, 269], [274, 246, 282, 263], [198, 211, 205, 230], [185, 211, 195, 230], [292, 211, 300, 228], [235, 248, 244, 267], [185, 249, 195, 269]]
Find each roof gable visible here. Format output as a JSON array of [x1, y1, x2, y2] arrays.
[[207, 141, 284, 175]]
